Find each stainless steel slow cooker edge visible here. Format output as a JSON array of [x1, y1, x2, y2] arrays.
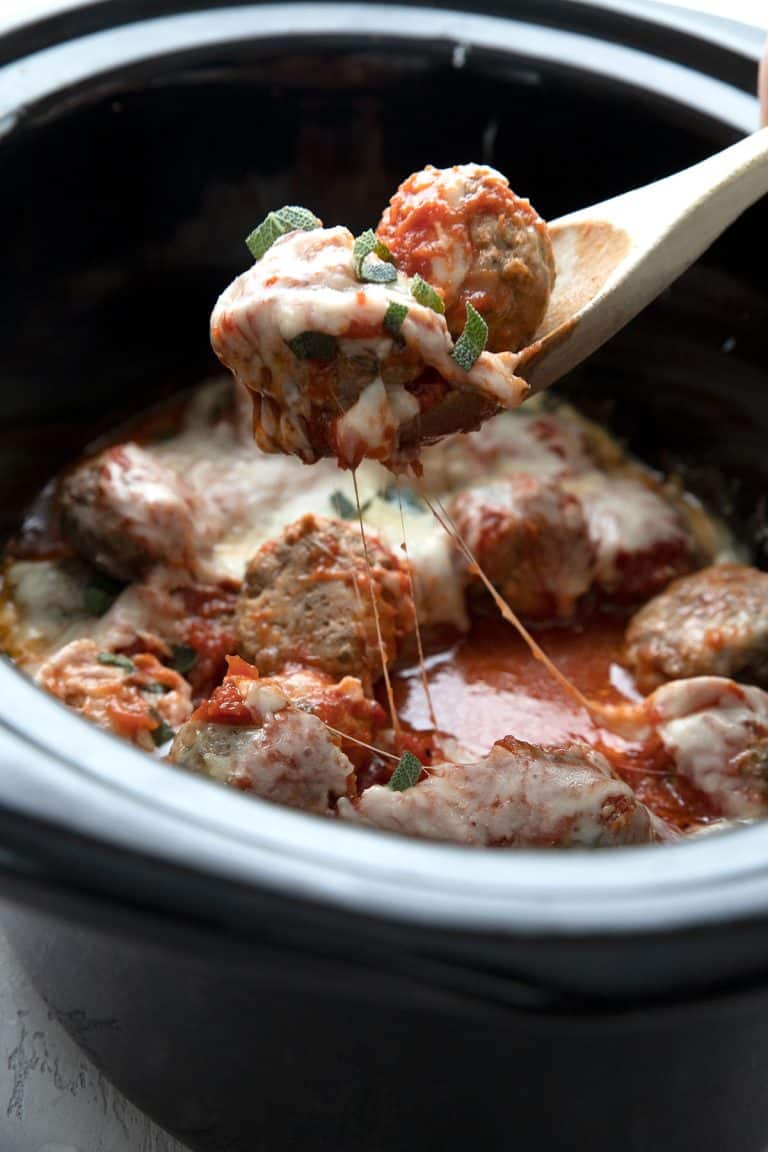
[[0, 4, 767, 1150]]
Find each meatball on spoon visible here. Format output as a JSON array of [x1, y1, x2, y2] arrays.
[[213, 136, 768, 466]]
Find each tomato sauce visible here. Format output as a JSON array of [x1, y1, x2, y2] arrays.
[[394, 615, 628, 751], [391, 613, 716, 831]]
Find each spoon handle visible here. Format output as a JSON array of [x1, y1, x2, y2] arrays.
[[599, 125, 768, 258], [521, 127, 768, 392]]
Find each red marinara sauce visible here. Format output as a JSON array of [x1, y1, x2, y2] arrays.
[[391, 613, 716, 833]]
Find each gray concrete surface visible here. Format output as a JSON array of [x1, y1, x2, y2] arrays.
[[0, 907, 188, 1152]]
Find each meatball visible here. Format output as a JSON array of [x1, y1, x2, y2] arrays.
[[171, 665, 355, 813], [650, 676, 768, 819], [625, 564, 768, 692], [449, 475, 595, 619], [210, 225, 528, 468], [236, 515, 414, 688], [36, 638, 192, 751], [59, 442, 200, 581], [338, 737, 658, 847], [203, 657, 385, 775], [269, 665, 386, 773], [376, 164, 555, 352], [565, 472, 698, 603]]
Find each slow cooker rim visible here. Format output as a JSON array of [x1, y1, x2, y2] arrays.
[[6, 656, 768, 939], [0, 0, 763, 80], [0, 3, 766, 939], [0, 3, 759, 134]]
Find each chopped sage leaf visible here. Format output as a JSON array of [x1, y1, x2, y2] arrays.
[[170, 644, 197, 676], [352, 229, 393, 279], [286, 331, 338, 361], [352, 230, 377, 276], [383, 301, 408, 336], [97, 652, 135, 673], [388, 750, 423, 792], [451, 302, 488, 371], [411, 275, 445, 314], [84, 586, 112, 616], [276, 205, 322, 232], [330, 490, 357, 519], [245, 205, 321, 260], [142, 681, 170, 695], [245, 215, 282, 261], [378, 484, 423, 512], [83, 574, 123, 617], [149, 709, 175, 747], [330, 490, 371, 520], [360, 254, 397, 284]]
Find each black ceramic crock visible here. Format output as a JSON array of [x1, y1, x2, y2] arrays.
[[0, 3, 767, 1149]]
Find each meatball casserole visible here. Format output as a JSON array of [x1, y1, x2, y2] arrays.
[[3, 164, 767, 850]]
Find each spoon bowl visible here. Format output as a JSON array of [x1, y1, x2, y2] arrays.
[[404, 127, 768, 450]]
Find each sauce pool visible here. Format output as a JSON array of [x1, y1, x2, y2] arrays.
[[391, 613, 716, 832], [394, 614, 632, 754]]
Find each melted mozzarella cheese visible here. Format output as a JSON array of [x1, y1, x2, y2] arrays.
[[418, 407, 593, 495], [145, 391, 471, 631], [6, 561, 87, 640], [336, 378, 396, 462], [567, 473, 684, 554], [362, 494, 469, 632], [210, 226, 529, 465], [338, 740, 656, 847], [3, 559, 92, 666]]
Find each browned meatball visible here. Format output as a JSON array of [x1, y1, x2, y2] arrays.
[[236, 514, 414, 688], [649, 676, 768, 819], [338, 737, 661, 847], [171, 668, 355, 814], [259, 664, 386, 774], [625, 565, 768, 692], [59, 442, 200, 580], [376, 164, 555, 352], [449, 475, 595, 619], [173, 710, 354, 813]]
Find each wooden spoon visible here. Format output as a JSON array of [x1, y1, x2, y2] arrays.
[[516, 126, 768, 393]]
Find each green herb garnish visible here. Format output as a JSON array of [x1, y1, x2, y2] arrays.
[[330, 490, 357, 519], [149, 709, 175, 747], [330, 490, 372, 520], [170, 644, 198, 676], [83, 573, 124, 617], [245, 205, 321, 260], [360, 255, 397, 284], [285, 332, 338, 361], [388, 750, 423, 792], [97, 652, 135, 673], [451, 302, 488, 371], [352, 229, 393, 279], [142, 681, 170, 695], [383, 301, 408, 336], [378, 484, 423, 512], [410, 274, 445, 314]]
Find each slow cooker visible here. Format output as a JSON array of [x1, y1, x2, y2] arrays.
[[0, 3, 767, 1149]]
